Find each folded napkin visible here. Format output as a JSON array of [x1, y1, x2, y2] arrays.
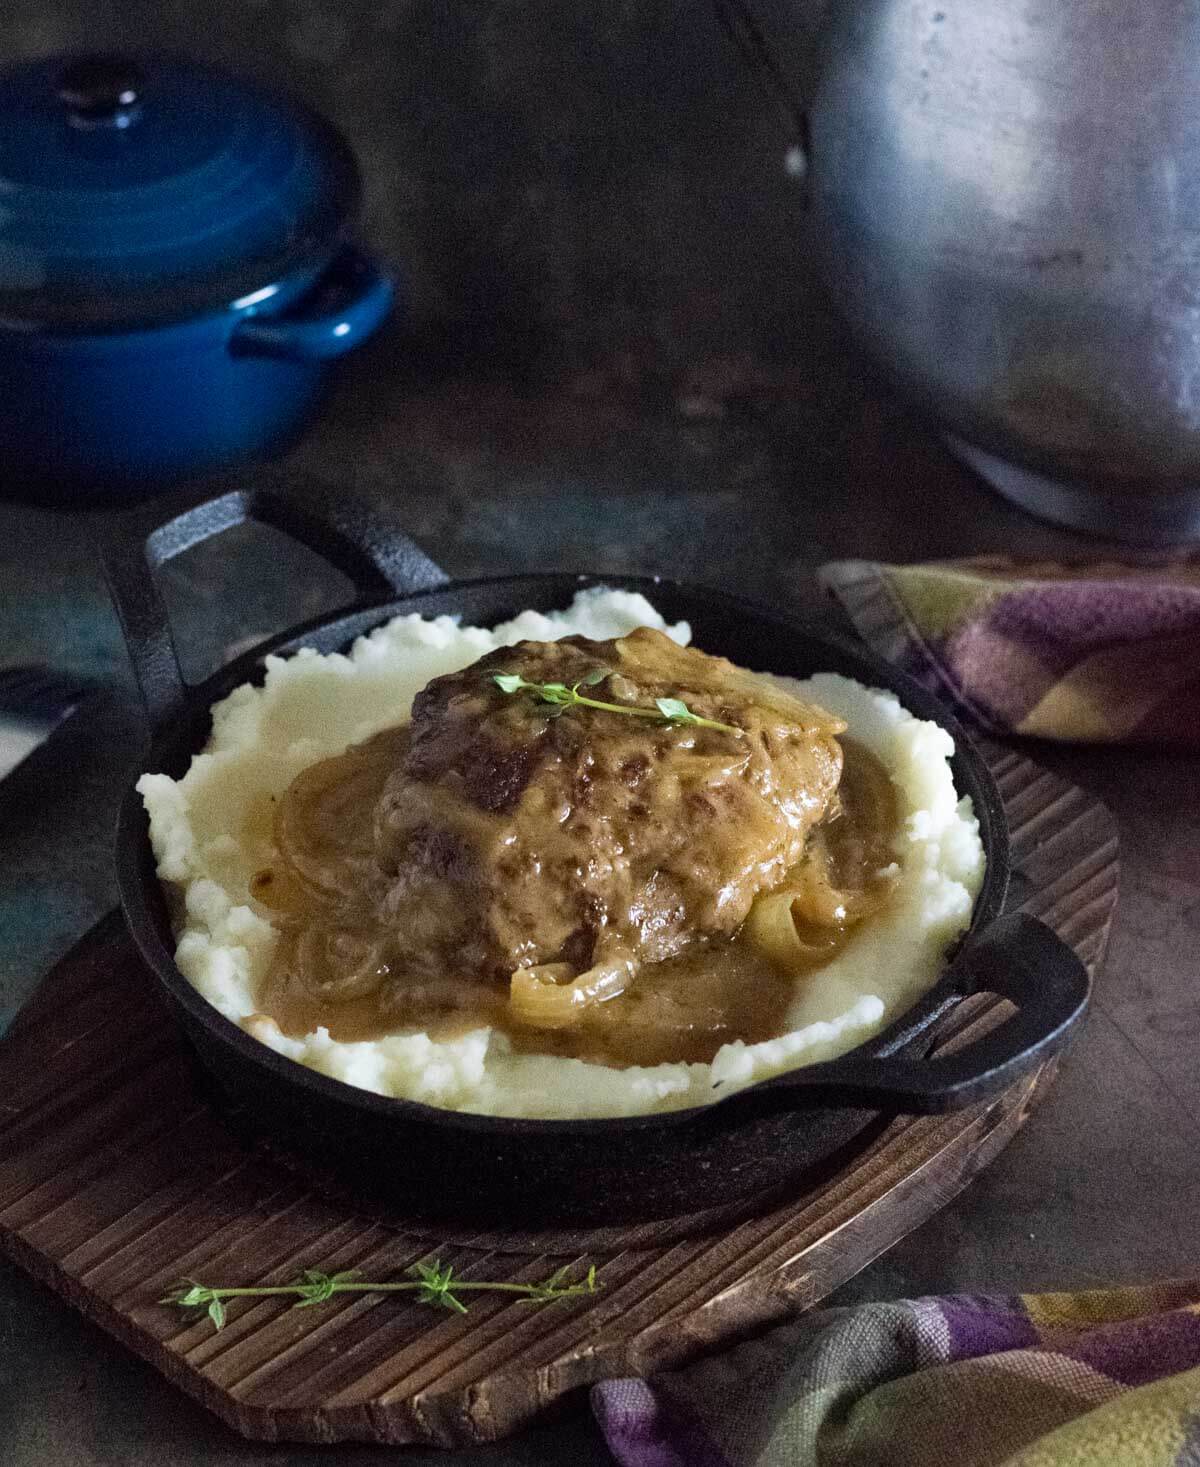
[[817, 557, 1200, 746], [593, 1280, 1200, 1467]]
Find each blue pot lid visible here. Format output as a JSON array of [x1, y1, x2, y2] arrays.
[[0, 53, 360, 327]]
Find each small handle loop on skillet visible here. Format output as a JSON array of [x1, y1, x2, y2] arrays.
[[714, 914, 1090, 1121], [100, 467, 450, 736]]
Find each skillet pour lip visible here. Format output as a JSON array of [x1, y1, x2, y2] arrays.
[[116, 569, 1012, 1138]]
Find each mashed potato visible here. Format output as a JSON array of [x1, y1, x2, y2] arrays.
[[138, 589, 984, 1119]]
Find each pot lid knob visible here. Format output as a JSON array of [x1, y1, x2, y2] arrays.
[[56, 54, 143, 128]]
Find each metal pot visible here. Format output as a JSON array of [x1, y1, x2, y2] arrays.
[[102, 472, 1090, 1224], [0, 55, 392, 501], [720, 1, 1200, 542]]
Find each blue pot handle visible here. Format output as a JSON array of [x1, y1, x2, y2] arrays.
[[231, 244, 394, 362]]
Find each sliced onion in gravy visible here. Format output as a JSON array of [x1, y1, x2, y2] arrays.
[[510, 954, 635, 1029]]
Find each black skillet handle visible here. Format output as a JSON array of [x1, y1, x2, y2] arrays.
[[100, 467, 450, 738], [718, 913, 1091, 1121]]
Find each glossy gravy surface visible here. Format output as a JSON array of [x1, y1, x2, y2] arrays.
[[250, 728, 900, 1067]]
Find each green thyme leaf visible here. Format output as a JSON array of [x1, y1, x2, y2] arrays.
[[410, 1260, 471, 1314], [292, 1270, 338, 1307], [654, 696, 695, 723]]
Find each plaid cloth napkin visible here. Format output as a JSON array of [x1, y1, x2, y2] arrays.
[[817, 556, 1200, 746], [593, 1281, 1200, 1466]]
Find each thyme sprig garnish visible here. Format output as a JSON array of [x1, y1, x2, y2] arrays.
[[161, 1261, 601, 1332], [492, 668, 741, 735]]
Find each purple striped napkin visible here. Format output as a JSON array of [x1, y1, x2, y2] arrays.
[[818, 556, 1200, 746], [593, 1280, 1200, 1466]]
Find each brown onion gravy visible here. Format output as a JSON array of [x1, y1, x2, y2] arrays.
[[249, 728, 900, 1067]]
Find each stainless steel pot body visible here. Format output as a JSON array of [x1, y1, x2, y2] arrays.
[[806, 0, 1200, 539]]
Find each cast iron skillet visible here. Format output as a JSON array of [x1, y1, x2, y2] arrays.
[[104, 470, 1090, 1225]]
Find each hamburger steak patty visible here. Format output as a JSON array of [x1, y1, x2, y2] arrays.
[[372, 627, 846, 981]]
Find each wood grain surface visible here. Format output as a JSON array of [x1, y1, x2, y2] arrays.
[[0, 741, 1117, 1448]]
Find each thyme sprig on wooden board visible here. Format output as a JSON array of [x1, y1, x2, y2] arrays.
[[162, 1261, 601, 1332]]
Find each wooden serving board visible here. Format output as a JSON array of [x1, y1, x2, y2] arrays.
[[0, 743, 1117, 1449]]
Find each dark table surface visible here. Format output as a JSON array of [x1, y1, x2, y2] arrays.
[[3, 2, 1200, 1462]]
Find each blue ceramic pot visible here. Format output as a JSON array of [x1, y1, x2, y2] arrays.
[[0, 54, 394, 501]]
